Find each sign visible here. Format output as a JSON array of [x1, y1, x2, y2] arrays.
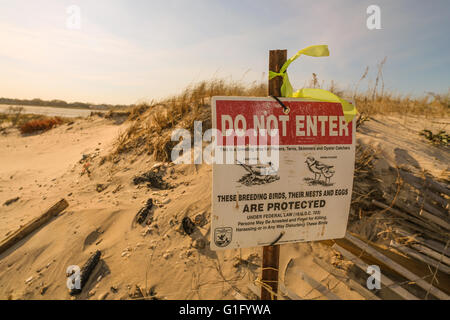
[[211, 97, 355, 250]]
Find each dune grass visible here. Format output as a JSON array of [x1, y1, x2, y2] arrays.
[[111, 75, 448, 163], [112, 80, 267, 162]]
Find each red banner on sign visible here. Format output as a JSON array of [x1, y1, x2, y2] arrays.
[[214, 99, 353, 146]]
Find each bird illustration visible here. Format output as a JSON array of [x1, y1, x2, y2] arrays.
[[237, 161, 277, 176], [305, 156, 335, 184]]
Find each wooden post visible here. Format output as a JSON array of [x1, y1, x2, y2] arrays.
[[268, 50, 287, 97], [261, 49, 287, 300]]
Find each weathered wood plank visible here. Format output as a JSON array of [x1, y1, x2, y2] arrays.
[[409, 243, 450, 266], [312, 257, 381, 300], [399, 170, 450, 196], [416, 195, 449, 220], [423, 189, 449, 212], [390, 241, 450, 275], [401, 173, 449, 210], [385, 195, 450, 233], [247, 283, 261, 299], [279, 283, 302, 300], [394, 220, 448, 244], [372, 199, 445, 236], [389, 197, 450, 231], [320, 235, 450, 295], [393, 227, 448, 256], [0, 199, 69, 255], [345, 232, 449, 300], [232, 291, 248, 300], [296, 268, 342, 300], [332, 244, 419, 300]]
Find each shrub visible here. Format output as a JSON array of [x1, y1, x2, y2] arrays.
[[19, 117, 63, 134]]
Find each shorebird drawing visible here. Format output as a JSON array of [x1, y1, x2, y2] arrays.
[[236, 161, 280, 186], [237, 161, 277, 176], [305, 156, 335, 184]]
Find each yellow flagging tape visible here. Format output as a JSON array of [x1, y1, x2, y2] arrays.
[[269, 45, 357, 123], [293, 88, 358, 123]]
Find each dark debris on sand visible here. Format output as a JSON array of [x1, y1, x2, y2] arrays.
[[133, 168, 170, 190]]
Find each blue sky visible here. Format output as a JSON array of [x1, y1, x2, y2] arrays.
[[0, 0, 449, 104]]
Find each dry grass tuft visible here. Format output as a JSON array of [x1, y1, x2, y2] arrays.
[[349, 61, 448, 117], [111, 74, 449, 164], [354, 93, 448, 118], [112, 79, 267, 162], [19, 117, 64, 134]]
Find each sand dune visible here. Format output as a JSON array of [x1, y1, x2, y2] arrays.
[[0, 114, 448, 300]]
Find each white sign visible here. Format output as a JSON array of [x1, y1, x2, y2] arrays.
[[211, 97, 356, 250]]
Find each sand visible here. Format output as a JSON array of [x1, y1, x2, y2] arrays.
[[0, 114, 448, 300]]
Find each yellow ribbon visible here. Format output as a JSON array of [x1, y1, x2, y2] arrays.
[[269, 45, 357, 123], [293, 88, 357, 123]]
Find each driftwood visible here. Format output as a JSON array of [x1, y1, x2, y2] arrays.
[[345, 232, 449, 300], [332, 244, 419, 300], [3, 197, 19, 206], [135, 198, 153, 225], [312, 257, 381, 300], [390, 241, 450, 275], [0, 199, 69, 255], [70, 250, 101, 295]]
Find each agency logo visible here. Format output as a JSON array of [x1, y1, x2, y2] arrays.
[[214, 227, 232, 247]]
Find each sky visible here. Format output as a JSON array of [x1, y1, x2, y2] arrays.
[[0, 0, 449, 105]]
